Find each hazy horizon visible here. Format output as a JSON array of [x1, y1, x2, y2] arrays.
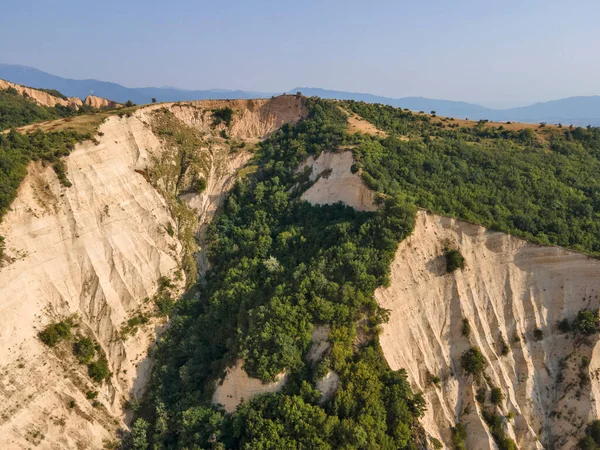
[[1, 0, 599, 108]]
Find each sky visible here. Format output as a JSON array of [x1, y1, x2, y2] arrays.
[[1, 0, 599, 108]]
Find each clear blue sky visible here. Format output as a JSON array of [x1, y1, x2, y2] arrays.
[[1, 0, 599, 107]]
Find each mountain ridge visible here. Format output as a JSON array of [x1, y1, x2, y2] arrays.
[[2, 64, 600, 125]]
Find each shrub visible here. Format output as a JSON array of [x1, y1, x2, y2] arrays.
[[533, 328, 543, 341], [88, 357, 109, 383], [189, 178, 207, 193], [39, 88, 68, 100], [151, 98, 157, 103], [462, 318, 471, 337], [427, 372, 441, 386], [39, 319, 73, 347], [430, 436, 443, 449], [154, 295, 175, 317], [445, 248, 465, 273], [125, 100, 135, 107], [73, 337, 95, 364], [491, 387, 503, 405], [499, 338, 510, 356], [476, 387, 487, 404], [158, 275, 174, 292], [461, 347, 486, 376], [121, 314, 149, 338], [86, 390, 98, 400], [451, 423, 467, 450], [212, 107, 233, 127], [557, 318, 571, 333], [575, 310, 598, 335], [482, 411, 517, 450], [579, 420, 600, 450]]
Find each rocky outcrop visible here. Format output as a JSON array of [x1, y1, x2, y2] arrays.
[[212, 360, 287, 413], [300, 151, 377, 212], [0, 78, 82, 109], [84, 95, 121, 109], [376, 211, 600, 449], [0, 96, 305, 449]]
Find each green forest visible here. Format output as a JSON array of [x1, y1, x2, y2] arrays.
[[131, 99, 426, 449], [345, 100, 600, 254], [128, 98, 600, 449], [0, 86, 80, 130]]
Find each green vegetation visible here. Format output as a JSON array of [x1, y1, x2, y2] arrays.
[[211, 106, 233, 127], [490, 387, 503, 405], [120, 313, 149, 338], [346, 100, 600, 256], [88, 357, 109, 383], [0, 128, 89, 216], [131, 99, 425, 448], [558, 318, 572, 333], [461, 347, 486, 377], [0, 90, 96, 249], [38, 318, 74, 347], [37, 88, 68, 100], [482, 411, 517, 450], [574, 310, 599, 335], [461, 318, 471, 337], [0, 87, 77, 130], [73, 337, 95, 364], [445, 248, 465, 272], [476, 387, 487, 404], [580, 420, 600, 449], [451, 423, 467, 450]]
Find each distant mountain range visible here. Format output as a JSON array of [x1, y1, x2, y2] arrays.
[[2, 64, 599, 126], [292, 87, 600, 126]]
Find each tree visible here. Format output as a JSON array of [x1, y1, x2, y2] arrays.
[[490, 387, 503, 405], [73, 337, 95, 364], [461, 347, 486, 376], [151, 97, 157, 103], [575, 310, 598, 335], [462, 318, 471, 337], [131, 418, 149, 450], [125, 100, 135, 107], [445, 248, 465, 273], [88, 357, 109, 382]]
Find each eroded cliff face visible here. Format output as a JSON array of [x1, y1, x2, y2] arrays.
[[299, 150, 378, 212], [376, 211, 600, 450], [83, 95, 122, 109], [0, 96, 305, 449], [0, 78, 83, 109]]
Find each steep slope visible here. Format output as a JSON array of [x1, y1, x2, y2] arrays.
[[83, 95, 122, 109], [0, 78, 82, 109], [376, 211, 600, 449], [0, 95, 306, 449], [300, 150, 378, 212]]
